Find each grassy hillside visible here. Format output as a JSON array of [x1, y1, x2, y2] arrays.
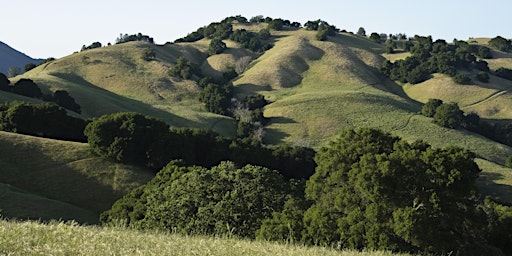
[[12, 41, 236, 136], [0, 131, 153, 222], [0, 219, 411, 256]]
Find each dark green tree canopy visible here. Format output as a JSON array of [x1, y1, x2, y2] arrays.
[[12, 79, 42, 99], [421, 98, 443, 117], [101, 161, 291, 238], [208, 38, 227, 55], [300, 128, 486, 254], [433, 102, 464, 128], [84, 112, 171, 169]]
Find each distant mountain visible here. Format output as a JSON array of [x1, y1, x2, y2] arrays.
[[0, 41, 43, 75]]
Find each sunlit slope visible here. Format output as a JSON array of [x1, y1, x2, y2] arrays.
[[233, 31, 419, 146], [12, 41, 235, 135], [0, 131, 153, 221]]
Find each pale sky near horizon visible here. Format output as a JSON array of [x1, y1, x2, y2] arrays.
[[2, 0, 511, 59]]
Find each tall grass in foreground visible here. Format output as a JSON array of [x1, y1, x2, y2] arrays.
[[0, 219, 411, 256]]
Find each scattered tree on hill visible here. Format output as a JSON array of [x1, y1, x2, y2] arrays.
[[81, 42, 102, 51], [488, 36, 511, 52], [453, 74, 472, 84], [477, 46, 493, 59], [12, 79, 42, 99], [208, 38, 227, 55], [421, 98, 443, 117], [356, 27, 366, 37], [24, 63, 37, 72], [141, 48, 156, 61], [199, 83, 233, 115], [169, 56, 195, 79], [0, 101, 86, 141], [268, 18, 284, 31], [369, 32, 381, 43], [433, 102, 464, 129], [84, 112, 172, 170]]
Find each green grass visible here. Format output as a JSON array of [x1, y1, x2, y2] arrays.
[[0, 219, 411, 256], [0, 131, 154, 222]]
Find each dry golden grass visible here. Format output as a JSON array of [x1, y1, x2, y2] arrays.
[[0, 219, 412, 256]]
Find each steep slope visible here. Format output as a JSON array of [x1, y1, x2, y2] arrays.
[[0, 131, 154, 222], [0, 41, 42, 75], [235, 31, 420, 146], [12, 41, 235, 136]]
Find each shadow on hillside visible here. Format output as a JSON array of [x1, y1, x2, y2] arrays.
[[235, 83, 272, 94], [477, 172, 512, 205], [263, 117, 297, 144], [48, 72, 201, 128]]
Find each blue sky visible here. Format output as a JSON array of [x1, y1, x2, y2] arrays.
[[2, 0, 511, 58]]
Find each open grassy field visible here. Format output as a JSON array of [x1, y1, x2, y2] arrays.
[[0, 219, 411, 256], [0, 131, 154, 222]]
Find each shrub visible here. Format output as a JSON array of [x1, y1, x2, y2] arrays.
[[476, 71, 490, 83]]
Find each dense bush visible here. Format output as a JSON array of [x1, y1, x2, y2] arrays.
[[116, 33, 154, 44], [52, 90, 81, 113], [433, 102, 464, 128], [199, 83, 233, 115], [495, 67, 512, 81], [84, 112, 172, 169], [12, 79, 42, 98], [169, 56, 197, 80], [476, 71, 490, 83], [421, 98, 443, 117], [0, 101, 86, 141], [208, 38, 227, 55], [453, 74, 472, 84], [488, 36, 511, 52], [101, 161, 291, 238]]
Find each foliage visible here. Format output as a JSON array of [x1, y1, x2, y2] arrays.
[[369, 33, 381, 43], [268, 18, 284, 31], [208, 38, 227, 56], [81, 42, 102, 51], [0, 101, 86, 141], [24, 62, 37, 72], [169, 56, 196, 79], [229, 29, 270, 52], [298, 128, 494, 254], [380, 35, 484, 84], [488, 36, 511, 52], [116, 33, 154, 44], [356, 27, 366, 37], [84, 112, 172, 170], [101, 161, 291, 239], [141, 48, 156, 61], [432, 102, 464, 128], [484, 200, 512, 255], [421, 98, 443, 117], [12, 79, 42, 98], [453, 74, 472, 84], [476, 46, 493, 59], [495, 67, 512, 81], [199, 83, 233, 115]]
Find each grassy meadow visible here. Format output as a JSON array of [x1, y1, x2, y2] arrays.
[[0, 219, 411, 256]]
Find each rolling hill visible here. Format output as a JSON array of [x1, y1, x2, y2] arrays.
[[0, 41, 43, 75], [2, 20, 512, 220]]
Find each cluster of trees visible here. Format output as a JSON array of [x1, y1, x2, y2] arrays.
[[380, 36, 492, 84], [81, 42, 102, 52], [169, 56, 198, 80], [304, 20, 339, 41], [84, 112, 315, 178], [101, 127, 512, 255], [0, 75, 81, 113], [488, 36, 512, 52], [0, 101, 86, 141], [422, 98, 512, 148], [116, 33, 154, 44], [229, 28, 273, 52]]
